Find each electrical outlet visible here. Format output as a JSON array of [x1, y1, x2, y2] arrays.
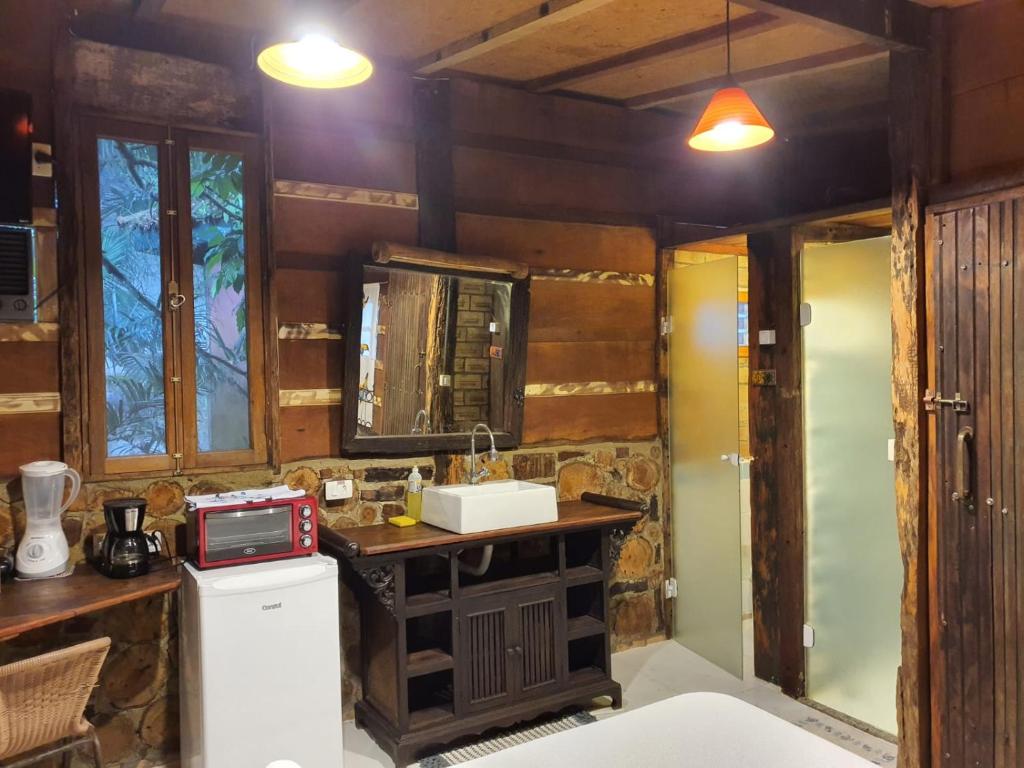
[[324, 479, 353, 501], [664, 577, 678, 599]]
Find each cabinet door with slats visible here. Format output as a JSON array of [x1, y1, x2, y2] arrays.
[[461, 597, 513, 712]]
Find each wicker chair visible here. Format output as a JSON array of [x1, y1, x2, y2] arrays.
[[0, 637, 110, 768]]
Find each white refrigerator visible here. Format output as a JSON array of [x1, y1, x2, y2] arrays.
[[180, 554, 344, 768]]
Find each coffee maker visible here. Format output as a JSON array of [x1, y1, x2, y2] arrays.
[[16, 461, 81, 578], [99, 498, 151, 579]]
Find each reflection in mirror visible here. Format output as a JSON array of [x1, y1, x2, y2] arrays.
[[357, 266, 512, 437]]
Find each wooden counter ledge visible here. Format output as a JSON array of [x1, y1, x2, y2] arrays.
[[320, 499, 644, 559], [0, 559, 181, 642]]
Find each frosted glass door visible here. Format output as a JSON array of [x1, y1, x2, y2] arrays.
[[670, 256, 743, 677], [802, 237, 900, 734]]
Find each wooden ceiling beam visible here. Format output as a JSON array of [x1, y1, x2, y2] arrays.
[[732, 0, 930, 51], [625, 43, 885, 110], [526, 11, 784, 93], [413, 0, 616, 75]]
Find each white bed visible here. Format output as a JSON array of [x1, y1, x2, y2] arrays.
[[458, 692, 876, 768]]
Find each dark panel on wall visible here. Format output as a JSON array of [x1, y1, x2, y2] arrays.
[[414, 79, 455, 252], [747, 227, 805, 697]]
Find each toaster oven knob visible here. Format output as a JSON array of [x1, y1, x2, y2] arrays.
[[299, 504, 313, 519], [300, 534, 313, 548], [299, 519, 313, 533]]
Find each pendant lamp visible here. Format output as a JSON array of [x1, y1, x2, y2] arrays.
[[257, 28, 373, 90], [688, 2, 775, 152]]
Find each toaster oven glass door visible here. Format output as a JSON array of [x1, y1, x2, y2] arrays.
[[204, 504, 293, 562]]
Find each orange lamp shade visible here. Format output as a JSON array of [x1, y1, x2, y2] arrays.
[[688, 86, 775, 152]]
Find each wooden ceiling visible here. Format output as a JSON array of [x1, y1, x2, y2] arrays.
[[77, 0, 964, 137]]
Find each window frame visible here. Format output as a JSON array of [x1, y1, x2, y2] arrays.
[[76, 115, 271, 479]]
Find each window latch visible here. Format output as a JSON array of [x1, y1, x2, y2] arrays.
[[172, 453, 183, 475], [168, 281, 186, 310]]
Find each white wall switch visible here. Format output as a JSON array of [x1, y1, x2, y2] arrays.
[[887, 438, 896, 462], [799, 302, 813, 327], [324, 479, 353, 501], [664, 577, 678, 599], [489, 321, 498, 333], [803, 624, 815, 648], [758, 329, 776, 346]]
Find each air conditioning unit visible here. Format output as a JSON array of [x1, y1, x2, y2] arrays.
[[0, 225, 35, 321]]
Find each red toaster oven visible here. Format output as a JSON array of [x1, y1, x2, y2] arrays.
[[186, 496, 319, 569]]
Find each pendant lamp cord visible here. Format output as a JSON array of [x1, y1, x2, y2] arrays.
[[725, 0, 732, 78]]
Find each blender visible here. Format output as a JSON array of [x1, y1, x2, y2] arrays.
[[16, 460, 81, 578]]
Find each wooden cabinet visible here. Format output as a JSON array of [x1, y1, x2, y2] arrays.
[[460, 585, 564, 714], [320, 500, 641, 768]]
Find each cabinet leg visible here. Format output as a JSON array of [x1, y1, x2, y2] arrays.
[[394, 744, 416, 768], [611, 690, 623, 710]]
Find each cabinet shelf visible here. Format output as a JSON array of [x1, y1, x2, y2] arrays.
[[566, 565, 603, 586], [568, 666, 607, 685], [409, 705, 455, 730], [567, 615, 606, 640], [406, 591, 452, 617], [407, 648, 454, 678], [460, 571, 559, 598]]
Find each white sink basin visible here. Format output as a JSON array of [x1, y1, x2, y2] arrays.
[[421, 480, 558, 534]]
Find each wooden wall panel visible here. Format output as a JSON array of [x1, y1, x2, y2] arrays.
[[947, 0, 1024, 179], [456, 213, 654, 273], [266, 68, 415, 133], [454, 146, 652, 219], [0, 414, 61, 476], [273, 125, 417, 193], [275, 268, 346, 326], [528, 282, 654, 343], [526, 341, 654, 384], [273, 197, 419, 262], [278, 340, 344, 391], [279, 405, 342, 462], [522, 392, 656, 444], [0, 343, 59, 393], [747, 227, 805, 697]]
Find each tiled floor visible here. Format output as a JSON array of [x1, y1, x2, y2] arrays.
[[342, 639, 898, 768]]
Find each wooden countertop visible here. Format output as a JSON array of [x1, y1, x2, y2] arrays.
[[0, 559, 181, 642], [321, 500, 643, 558]]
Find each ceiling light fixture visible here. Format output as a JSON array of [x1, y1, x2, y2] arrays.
[[257, 31, 373, 89], [688, 2, 775, 152]]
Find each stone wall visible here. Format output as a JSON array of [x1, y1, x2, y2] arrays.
[[0, 439, 664, 767]]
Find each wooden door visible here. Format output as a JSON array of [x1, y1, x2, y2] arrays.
[[461, 595, 514, 713], [928, 192, 1023, 768], [459, 586, 563, 713], [512, 589, 562, 696]]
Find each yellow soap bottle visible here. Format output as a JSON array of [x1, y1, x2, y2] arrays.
[[406, 465, 423, 522]]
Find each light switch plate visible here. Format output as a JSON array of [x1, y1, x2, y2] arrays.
[[887, 438, 895, 462], [324, 479, 353, 501], [803, 624, 815, 648], [758, 329, 776, 345]]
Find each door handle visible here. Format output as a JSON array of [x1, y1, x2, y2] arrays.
[[954, 426, 974, 505]]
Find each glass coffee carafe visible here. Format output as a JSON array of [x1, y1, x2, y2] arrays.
[[99, 498, 152, 579]]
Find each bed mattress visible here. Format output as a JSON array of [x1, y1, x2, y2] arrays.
[[458, 692, 877, 768]]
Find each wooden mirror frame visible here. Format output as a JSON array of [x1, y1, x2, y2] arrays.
[[341, 255, 530, 455]]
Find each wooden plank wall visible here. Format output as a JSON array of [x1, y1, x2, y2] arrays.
[[746, 227, 806, 697], [0, 1, 62, 476], [268, 70, 419, 462], [946, 0, 1024, 180], [271, 77, 668, 461]]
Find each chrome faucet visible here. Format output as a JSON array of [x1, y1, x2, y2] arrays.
[[468, 423, 498, 485], [411, 409, 429, 435]]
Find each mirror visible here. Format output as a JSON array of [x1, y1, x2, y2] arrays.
[[343, 259, 528, 454]]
